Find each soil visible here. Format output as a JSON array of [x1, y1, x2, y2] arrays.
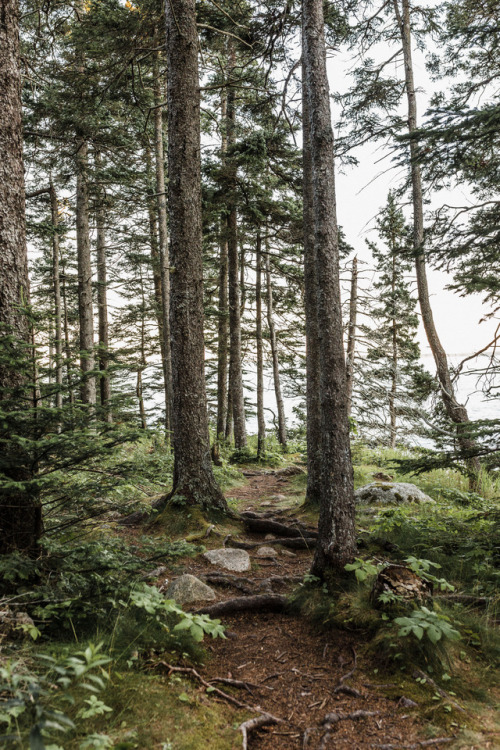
[[168, 470, 452, 750]]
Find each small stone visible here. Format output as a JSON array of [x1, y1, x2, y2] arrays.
[[203, 548, 251, 572], [272, 494, 287, 502], [280, 549, 296, 558], [264, 534, 276, 540], [261, 502, 273, 507], [255, 546, 278, 558], [164, 574, 216, 605]]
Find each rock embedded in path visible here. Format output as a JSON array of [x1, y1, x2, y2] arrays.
[[280, 549, 297, 558], [203, 548, 251, 572], [355, 482, 435, 506], [264, 534, 276, 540], [255, 546, 278, 558], [164, 574, 216, 605], [272, 494, 287, 502]]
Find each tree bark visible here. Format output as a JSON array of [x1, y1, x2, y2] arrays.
[[345, 256, 358, 417], [390, 252, 397, 448], [394, 0, 480, 486], [61, 257, 75, 406], [303, 0, 357, 575], [94, 151, 112, 422], [50, 180, 63, 412], [256, 230, 266, 458], [226, 46, 247, 450], [212, 93, 229, 464], [0, 0, 43, 553], [265, 246, 287, 449], [302, 67, 322, 505], [165, 0, 227, 512], [153, 49, 173, 439], [76, 138, 96, 406]]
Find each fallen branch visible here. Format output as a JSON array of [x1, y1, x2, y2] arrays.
[[412, 669, 466, 714], [195, 594, 288, 617]]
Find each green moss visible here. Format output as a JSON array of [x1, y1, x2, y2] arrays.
[[66, 671, 246, 749]]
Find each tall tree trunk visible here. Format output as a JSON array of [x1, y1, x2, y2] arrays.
[[76, 139, 96, 406], [345, 256, 358, 417], [94, 151, 112, 422], [137, 270, 147, 429], [212, 93, 229, 464], [0, 0, 43, 553], [303, 0, 357, 575], [265, 246, 287, 449], [390, 254, 397, 448], [153, 49, 173, 439], [394, 0, 480, 486], [61, 257, 75, 406], [302, 66, 322, 505], [256, 230, 266, 458], [50, 180, 63, 412], [226, 46, 247, 450], [145, 140, 171, 431], [165, 0, 227, 512]]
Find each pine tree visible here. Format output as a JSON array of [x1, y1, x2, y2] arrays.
[[303, 0, 356, 575], [356, 194, 432, 446], [0, 0, 43, 553]]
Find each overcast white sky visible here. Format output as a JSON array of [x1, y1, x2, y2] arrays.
[[324, 35, 499, 421]]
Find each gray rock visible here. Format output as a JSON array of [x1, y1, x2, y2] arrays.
[[164, 574, 216, 605], [255, 546, 278, 558], [272, 494, 287, 502], [355, 482, 435, 506], [203, 548, 251, 572], [280, 549, 297, 558], [264, 534, 276, 540]]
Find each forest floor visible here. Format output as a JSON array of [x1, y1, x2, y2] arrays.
[[136, 468, 498, 750]]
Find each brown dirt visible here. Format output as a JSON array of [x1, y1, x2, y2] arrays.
[[172, 471, 449, 750]]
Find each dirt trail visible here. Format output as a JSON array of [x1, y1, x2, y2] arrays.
[[180, 470, 440, 749]]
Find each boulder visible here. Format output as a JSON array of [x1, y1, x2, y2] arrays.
[[255, 546, 278, 558], [203, 548, 251, 572], [355, 482, 435, 506], [164, 574, 216, 606]]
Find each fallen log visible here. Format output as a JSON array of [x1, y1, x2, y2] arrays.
[[195, 594, 288, 617]]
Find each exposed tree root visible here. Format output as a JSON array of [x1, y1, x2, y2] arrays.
[[195, 594, 288, 617], [153, 661, 283, 748], [239, 713, 282, 750], [227, 535, 316, 550], [303, 710, 382, 749], [240, 512, 318, 539], [372, 739, 454, 749]]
